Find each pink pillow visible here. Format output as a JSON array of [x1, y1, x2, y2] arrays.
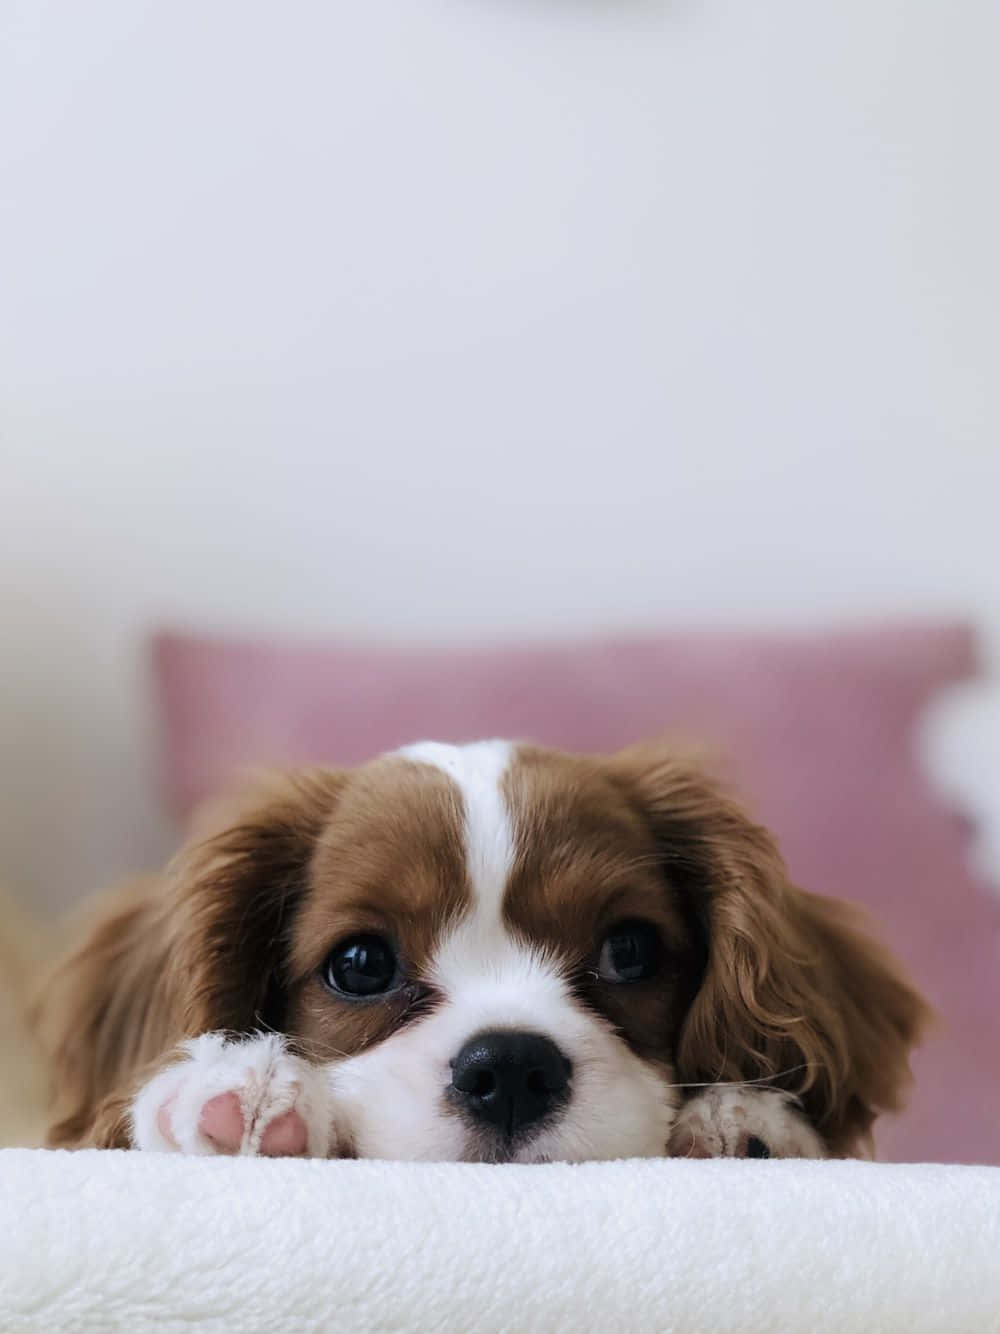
[[152, 623, 1000, 1165]]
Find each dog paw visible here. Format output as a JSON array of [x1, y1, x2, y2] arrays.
[[130, 1032, 338, 1157], [668, 1086, 826, 1160]]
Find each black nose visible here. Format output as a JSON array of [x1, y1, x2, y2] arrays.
[[450, 1031, 571, 1138]]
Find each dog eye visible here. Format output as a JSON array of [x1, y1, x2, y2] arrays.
[[322, 934, 399, 997], [597, 921, 660, 983]]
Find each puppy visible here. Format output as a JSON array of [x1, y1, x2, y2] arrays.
[[37, 740, 929, 1162]]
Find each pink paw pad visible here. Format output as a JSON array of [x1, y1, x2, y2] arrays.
[[670, 1125, 715, 1158], [259, 1108, 308, 1157], [199, 1091, 246, 1153]]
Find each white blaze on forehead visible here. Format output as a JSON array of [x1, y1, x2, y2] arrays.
[[397, 740, 516, 920], [399, 739, 564, 1014]]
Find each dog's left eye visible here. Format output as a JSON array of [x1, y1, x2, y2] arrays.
[[597, 921, 660, 983], [322, 934, 399, 997]]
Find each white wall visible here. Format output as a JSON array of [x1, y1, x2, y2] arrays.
[[3, 1, 999, 911]]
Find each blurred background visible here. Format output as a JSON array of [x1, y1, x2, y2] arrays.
[[2, 1, 998, 1158]]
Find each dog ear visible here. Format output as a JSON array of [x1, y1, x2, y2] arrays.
[[35, 876, 177, 1147], [610, 744, 931, 1155], [36, 768, 344, 1147], [167, 768, 346, 1038]]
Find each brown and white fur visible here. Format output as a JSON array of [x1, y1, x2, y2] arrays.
[[37, 740, 929, 1163]]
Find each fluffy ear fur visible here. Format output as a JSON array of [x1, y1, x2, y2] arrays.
[[611, 744, 931, 1155], [36, 769, 343, 1148]]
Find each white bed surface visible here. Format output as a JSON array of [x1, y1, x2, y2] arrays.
[[1, 1150, 998, 1333]]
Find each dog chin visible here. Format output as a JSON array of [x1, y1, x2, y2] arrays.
[[465, 1116, 673, 1166]]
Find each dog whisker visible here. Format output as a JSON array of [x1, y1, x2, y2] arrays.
[[664, 1063, 819, 1092]]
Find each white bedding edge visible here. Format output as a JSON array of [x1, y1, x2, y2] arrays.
[[1, 1151, 999, 1333]]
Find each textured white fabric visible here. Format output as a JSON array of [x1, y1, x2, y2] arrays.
[[920, 679, 1000, 892], [1, 1150, 998, 1333]]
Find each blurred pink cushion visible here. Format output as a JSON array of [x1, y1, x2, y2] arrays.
[[153, 622, 1000, 1165]]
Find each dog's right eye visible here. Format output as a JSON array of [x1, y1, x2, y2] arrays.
[[322, 934, 399, 998], [597, 920, 661, 983]]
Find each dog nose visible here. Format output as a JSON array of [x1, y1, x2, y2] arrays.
[[450, 1030, 571, 1137]]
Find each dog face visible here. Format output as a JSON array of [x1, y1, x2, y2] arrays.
[[43, 740, 928, 1158], [283, 742, 696, 1162]]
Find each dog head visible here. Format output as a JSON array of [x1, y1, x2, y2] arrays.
[[118, 739, 925, 1162]]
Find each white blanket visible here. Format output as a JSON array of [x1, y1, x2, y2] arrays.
[[1, 1150, 998, 1333]]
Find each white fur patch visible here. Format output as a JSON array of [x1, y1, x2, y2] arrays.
[[668, 1087, 826, 1160], [398, 739, 516, 917], [130, 1032, 336, 1157], [400, 739, 541, 991]]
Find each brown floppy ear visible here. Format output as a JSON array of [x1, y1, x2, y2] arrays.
[[611, 744, 931, 1155], [36, 768, 343, 1147], [167, 768, 345, 1038]]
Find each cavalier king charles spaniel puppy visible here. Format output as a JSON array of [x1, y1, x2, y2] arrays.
[[38, 740, 928, 1162]]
